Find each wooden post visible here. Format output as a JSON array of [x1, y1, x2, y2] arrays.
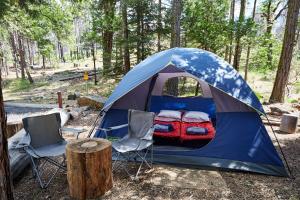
[[280, 114, 299, 134], [57, 91, 62, 108], [66, 138, 112, 200]]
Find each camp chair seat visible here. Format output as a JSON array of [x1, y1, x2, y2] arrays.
[[25, 141, 67, 158], [112, 138, 153, 153]]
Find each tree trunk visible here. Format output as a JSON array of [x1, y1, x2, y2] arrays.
[[233, 0, 246, 71], [58, 41, 65, 63], [26, 39, 33, 66], [122, 0, 130, 73], [166, 0, 182, 96], [265, 0, 273, 68], [157, 0, 162, 52], [42, 55, 46, 69], [0, 71, 14, 200], [92, 44, 97, 85], [244, 0, 257, 81], [17, 35, 26, 79], [170, 0, 181, 48], [269, 0, 300, 103], [101, 0, 115, 75], [9, 32, 19, 78], [228, 0, 235, 64], [136, 3, 142, 63]]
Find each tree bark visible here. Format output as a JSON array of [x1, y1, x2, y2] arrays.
[[244, 0, 257, 81], [17, 34, 26, 79], [228, 0, 235, 64], [92, 44, 97, 85], [157, 0, 162, 52], [122, 0, 130, 73], [9, 32, 19, 78], [66, 138, 112, 200], [170, 0, 181, 48], [42, 55, 46, 69], [0, 71, 14, 200], [233, 0, 246, 71], [136, 2, 142, 63], [166, 0, 182, 96], [26, 39, 33, 66], [101, 0, 115, 75], [269, 0, 300, 103]]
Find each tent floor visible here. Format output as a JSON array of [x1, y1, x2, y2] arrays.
[[153, 137, 211, 150]]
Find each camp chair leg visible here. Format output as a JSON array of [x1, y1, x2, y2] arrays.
[[29, 155, 66, 189]]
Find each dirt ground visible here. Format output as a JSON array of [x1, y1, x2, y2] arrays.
[[11, 108, 300, 200]]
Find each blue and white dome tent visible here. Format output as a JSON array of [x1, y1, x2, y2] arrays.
[[94, 48, 288, 177]]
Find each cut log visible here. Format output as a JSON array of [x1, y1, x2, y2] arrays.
[[66, 138, 112, 199], [269, 106, 290, 116], [280, 114, 299, 134], [6, 121, 23, 138], [77, 95, 106, 109]]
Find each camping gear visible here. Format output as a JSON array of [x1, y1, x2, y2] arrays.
[[154, 124, 174, 132], [181, 121, 215, 140], [154, 120, 181, 138], [21, 113, 67, 188], [94, 48, 289, 177], [98, 109, 155, 179], [66, 138, 112, 199], [186, 127, 208, 135]]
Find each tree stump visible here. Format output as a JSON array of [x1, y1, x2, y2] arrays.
[[66, 138, 112, 199], [280, 114, 299, 134]]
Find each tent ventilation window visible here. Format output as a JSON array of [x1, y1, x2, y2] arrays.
[[163, 77, 203, 97]]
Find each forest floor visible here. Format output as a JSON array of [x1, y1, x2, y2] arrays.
[[3, 62, 300, 199]]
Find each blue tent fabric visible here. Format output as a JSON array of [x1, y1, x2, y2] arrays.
[[103, 48, 264, 114], [96, 48, 287, 176]]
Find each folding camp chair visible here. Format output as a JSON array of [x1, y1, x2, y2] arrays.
[[20, 113, 67, 188], [99, 109, 155, 180]]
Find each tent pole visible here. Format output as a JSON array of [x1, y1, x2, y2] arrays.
[[87, 110, 106, 138], [265, 114, 293, 178]]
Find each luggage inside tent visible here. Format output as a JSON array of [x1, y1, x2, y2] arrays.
[[94, 48, 288, 177]]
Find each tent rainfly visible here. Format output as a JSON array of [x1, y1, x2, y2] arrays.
[[94, 48, 288, 177]]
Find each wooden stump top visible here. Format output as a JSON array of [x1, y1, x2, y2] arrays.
[[67, 138, 111, 153]]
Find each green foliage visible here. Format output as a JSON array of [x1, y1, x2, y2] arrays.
[[183, 0, 229, 52], [249, 35, 282, 72]]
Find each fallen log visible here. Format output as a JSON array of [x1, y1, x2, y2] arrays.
[[59, 71, 100, 81], [8, 108, 70, 179]]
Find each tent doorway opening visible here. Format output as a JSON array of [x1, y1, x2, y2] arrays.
[[150, 75, 216, 150]]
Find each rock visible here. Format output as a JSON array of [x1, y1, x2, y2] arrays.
[[68, 94, 77, 100], [69, 106, 89, 119], [68, 92, 81, 100], [77, 95, 106, 110]]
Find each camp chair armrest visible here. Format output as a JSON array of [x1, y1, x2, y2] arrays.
[[98, 124, 128, 132], [97, 124, 128, 138]]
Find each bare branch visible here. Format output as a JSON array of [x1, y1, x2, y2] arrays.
[[274, 3, 288, 20]]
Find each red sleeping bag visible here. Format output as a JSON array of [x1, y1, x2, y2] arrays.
[[154, 120, 181, 138], [180, 121, 215, 141]]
